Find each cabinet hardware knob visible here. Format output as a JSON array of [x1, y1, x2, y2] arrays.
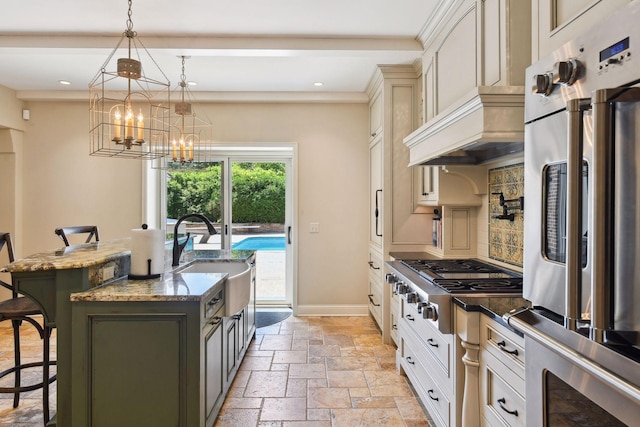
[[427, 338, 439, 347], [405, 314, 415, 321], [427, 389, 439, 401], [368, 261, 380, 270], [497, 340, 519, 355], [209, 316, 222, 325], [497, 397, 518, 416], [406, 356, 415, 365]]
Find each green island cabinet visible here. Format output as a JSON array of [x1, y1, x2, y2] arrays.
[[3, 239, 256, 427], [70, 270, 256, 427]]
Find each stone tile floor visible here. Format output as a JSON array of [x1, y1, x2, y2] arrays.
[[0, 318, 57, 426], [0, 315, 432, 427], [215, 315, 432, 427]]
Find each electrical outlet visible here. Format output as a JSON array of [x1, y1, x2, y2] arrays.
[[101, 265, 115, 282], [309, 222, 320, 233]]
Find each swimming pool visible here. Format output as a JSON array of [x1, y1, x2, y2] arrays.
[[232, 236, 286, 251]]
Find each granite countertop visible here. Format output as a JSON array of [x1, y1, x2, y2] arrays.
[[388, 251, 442, 261], [1, 239, 256, 273], [70, 271, 227, 303], [2, 238, 131, 273], [453, 296, 531, 334], [2, 237, 255, 303]]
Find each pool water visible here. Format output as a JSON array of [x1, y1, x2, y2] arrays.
[[232, 236, 286, 251]]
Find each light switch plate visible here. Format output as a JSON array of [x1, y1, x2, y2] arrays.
[[309, 222, 320, 233], [101, 265, 115, 281]]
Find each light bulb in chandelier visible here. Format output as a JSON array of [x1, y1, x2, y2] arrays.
[[136, 110, 144, 142], [112, 108, 122, 142]]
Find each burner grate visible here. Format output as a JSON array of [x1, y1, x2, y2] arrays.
[[401, 259, 504, 273], [432, 278, 523, 294]]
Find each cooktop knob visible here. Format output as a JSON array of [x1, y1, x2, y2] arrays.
[[533, 73, 554, 96], [553, 59, 581, 86], [416, 301, 428, 314], [406, 292, 418, 303], [396, 282, 407, 294], [423, 303, 438, 321], [385, 273, 397, 284]]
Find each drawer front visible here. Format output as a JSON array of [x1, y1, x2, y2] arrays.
[[480, 316, 525, 376], [402, 297, 450, 375], [390, 303, 399, 344], [480, 350, 525, 427], [400, 335, 451, 427], [368, 251, 383, 281]]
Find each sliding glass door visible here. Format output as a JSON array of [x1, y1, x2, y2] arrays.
[[164, 151, 293, 307]]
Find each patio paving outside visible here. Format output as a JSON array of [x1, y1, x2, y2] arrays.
[[191, 232, 286, 304]]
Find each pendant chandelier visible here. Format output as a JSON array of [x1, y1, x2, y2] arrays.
[[89, 0, 170, 160], [161, 56, 214, 168]]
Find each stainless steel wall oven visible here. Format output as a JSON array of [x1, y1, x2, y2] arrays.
[[507, 1, 640, 425]]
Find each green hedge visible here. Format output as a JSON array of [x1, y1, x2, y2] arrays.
[[167, 163, 285, 223]]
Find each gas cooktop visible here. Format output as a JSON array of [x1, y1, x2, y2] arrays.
[[400, 259, 523, 294]]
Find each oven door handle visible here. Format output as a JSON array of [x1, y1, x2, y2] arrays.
[[506, 308, 640, 403], [565, 97, 591, 332], [590, 87, 640, 341]]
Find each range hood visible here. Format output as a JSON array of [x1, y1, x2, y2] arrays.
[[404, 86, 525, 166]]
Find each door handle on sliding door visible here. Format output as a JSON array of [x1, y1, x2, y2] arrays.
[[287, 226, 292, 244]]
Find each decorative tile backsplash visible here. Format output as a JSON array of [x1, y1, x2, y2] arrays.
[[489, 163, 524, 267]]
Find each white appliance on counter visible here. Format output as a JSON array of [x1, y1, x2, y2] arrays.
[[507, 1, 640, 425]]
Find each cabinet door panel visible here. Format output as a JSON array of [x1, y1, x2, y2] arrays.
[[437, 7, 477, 112], [482, 0, 501, 85], [535, 0, 628, 59], [90, 316, 186, 426], [369, 90, 383, 138], [205, 321, 224, 424], [226, 320, 237, 380], [369, 136, 383, 246]]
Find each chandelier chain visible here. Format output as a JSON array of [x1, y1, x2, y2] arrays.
[[124, 0, 136, 38], [180, 56, 187, 84]]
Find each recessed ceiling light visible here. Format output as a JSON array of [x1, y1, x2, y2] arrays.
[[313, 82, 324, 87], [58, 80, 71, 86], [187, 81, 197, 86]]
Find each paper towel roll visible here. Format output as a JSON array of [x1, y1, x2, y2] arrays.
[[130, 225, 165, 277]]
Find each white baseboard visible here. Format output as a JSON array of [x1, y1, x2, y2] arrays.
[[293, 304, 369, 317]]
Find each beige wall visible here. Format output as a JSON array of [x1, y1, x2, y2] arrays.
[[3, 89, 370, 312]]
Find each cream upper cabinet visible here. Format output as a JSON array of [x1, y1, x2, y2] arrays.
[[420, 0, 531, 121], [415, 165, 486, 207], [366, 65, 430, 253], [369, 134, 383, 248], [406, 0, 528, 168], [369, 88, 383, 139], [533, 0, 630, 61]]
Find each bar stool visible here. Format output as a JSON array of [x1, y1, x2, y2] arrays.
[[0, 232, 56, 425], [54, 225, 100, 246]]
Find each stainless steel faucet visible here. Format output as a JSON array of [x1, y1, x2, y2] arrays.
[[172, 213, 217, 266]]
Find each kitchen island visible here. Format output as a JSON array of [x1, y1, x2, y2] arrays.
[[70, 270, 234, 427], [2, 239, 255, 427]]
